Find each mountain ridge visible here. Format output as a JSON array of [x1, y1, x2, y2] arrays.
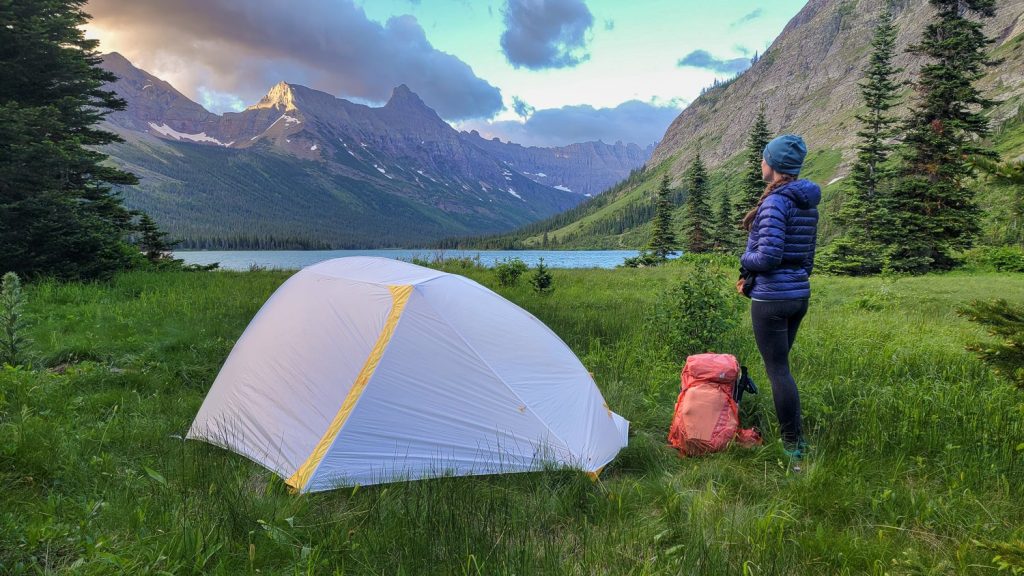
[[96, 54, 654, 248]]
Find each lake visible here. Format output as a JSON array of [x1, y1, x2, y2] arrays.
[[174, 249, 642, 270]]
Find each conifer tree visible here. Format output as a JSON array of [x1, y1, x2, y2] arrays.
[[136, 213, 177, 263], [711, 189, 737, 253], [737, 104, 772, 220], [683, 153, 713, 254], [529, 258, 554, 294], [647, 173, 679, 261], [0, 272, 30, 367], [0, 0, 143, 280], [820, 5, 902, 275], [883, 0, 998, 273]]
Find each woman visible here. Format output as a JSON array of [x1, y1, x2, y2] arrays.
[[739, 134, 820, 460]]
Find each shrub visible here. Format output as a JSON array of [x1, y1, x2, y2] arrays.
[[0, 272, 31, 366], [620, 251, 663, 268], [649, 259, 741, 360], [529, 258, 554, 295], [958, 298, 1024, 389], [964, 246, 1024, 273], [494, 257, 528, 287]]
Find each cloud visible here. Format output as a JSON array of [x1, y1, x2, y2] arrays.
[[500, 0, 594, 70], [512, 96, 535, 118], [604, 19, 615, 31], [677, 49, 751, 75], [461, 99, 683, 147], [730, 8, 764, 28], [84, 0, 503, 120]]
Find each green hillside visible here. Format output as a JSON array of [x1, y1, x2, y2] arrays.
[[455, 98, 1023, 252], [105, 132, 488, 249]]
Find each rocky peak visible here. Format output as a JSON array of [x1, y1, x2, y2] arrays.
[[385, 84, 430, 111], [248, 81, 299, 112]]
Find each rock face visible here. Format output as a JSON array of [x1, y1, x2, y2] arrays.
[[98, 53, 654, 247], [461, 131, 655, 197], [100, 52, 217, 134], [650, 0, 1024, 176]]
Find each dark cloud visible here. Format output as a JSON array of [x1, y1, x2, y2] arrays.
[[733, 44, 752, 56], [677, 50, 751, 75], [512, 96, 535, 118], [85, 0, 503, 120], [500, 0, 594, 70], [730, 8, 764, 28], [462, 100, 683, 147]]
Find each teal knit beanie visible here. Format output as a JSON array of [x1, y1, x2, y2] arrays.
[[763, 134, 807, 175]]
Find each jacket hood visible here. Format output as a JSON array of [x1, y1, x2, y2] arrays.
[[776, 179, 821, 209]]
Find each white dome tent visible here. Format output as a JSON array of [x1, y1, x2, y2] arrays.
[[188, 257, 629, 492]]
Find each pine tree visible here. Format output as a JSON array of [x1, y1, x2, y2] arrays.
[[0, 272, 30, 366], [683, 153, 713, 254], [711, 189, 737, 253], [884, 0, 998, 273], [737, 104, 772, 220], [529, 258, 554, 294], [0, 0, 142, 280], [820, 5, 903, 275], [647, 173, 679, 261], [136, 213, 177, 263], [959, 299, 1024, 389]]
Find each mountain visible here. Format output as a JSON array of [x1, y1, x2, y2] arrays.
[[472, 0, 1024, 250], [460, 131, 655, 198], [97, 53, 653, 248]]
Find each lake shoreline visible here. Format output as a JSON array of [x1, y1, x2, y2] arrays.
[[174, 249, 644, 271]]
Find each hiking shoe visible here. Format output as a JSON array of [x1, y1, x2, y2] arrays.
[[782, 437, 809, 461]]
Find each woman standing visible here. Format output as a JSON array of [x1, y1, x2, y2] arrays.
[[739, 134, 821, 461]]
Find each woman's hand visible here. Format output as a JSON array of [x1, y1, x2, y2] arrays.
[[736, 278, 747, 295]]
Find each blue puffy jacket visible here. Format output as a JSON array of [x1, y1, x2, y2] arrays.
[[740, 179, 821, 301]]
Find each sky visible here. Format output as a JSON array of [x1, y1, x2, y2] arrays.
[[83, 0, 805, 147]]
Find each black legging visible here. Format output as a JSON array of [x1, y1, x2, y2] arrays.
[[751, 298, 809, 444]]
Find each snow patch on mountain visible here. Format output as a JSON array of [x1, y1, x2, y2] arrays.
[[148, 122, 228, 146]]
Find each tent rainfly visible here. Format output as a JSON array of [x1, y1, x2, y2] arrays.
[[188, 257, 629, 492]]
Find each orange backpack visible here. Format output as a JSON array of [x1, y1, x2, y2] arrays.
[[668, 353, 761, 456]]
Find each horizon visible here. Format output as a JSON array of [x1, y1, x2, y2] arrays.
[[84, 0, 805, 148]]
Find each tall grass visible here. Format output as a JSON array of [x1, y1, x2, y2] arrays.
[[0, 265, 1022, 574]]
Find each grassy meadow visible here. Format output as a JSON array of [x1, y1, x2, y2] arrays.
[[1, 261, 1023, 574]]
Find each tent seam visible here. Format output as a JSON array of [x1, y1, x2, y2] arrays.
[[285, 284, 413, 491]]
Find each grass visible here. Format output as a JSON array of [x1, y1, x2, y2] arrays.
[[1, 263, 1023, 574]]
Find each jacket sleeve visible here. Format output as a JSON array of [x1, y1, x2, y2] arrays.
[[803, 221, 818, 276], [740, 199, 786, 273]]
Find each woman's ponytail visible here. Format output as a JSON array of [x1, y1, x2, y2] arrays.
[[742, 174, 797, 231]]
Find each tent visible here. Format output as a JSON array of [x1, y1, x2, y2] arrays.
[[188, 257, 629, 492]]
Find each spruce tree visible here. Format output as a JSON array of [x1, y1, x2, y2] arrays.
[[737, 104, 772, 220], [884, 0, 998, 273], [683, 153, 713, 254], [711, 189, 736, 253], [820, 5, 902, 275], [0, 0, 141, 280], [136, 213, 177, 263], [647, 173, 679, 261], [529, 258, 554, 295], [0, 272, 30, 367]]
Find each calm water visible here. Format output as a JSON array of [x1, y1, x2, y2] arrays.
[[174, 249, 641, 271]]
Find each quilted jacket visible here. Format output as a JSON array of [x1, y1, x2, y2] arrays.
[[740, 179, 821, 301]]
